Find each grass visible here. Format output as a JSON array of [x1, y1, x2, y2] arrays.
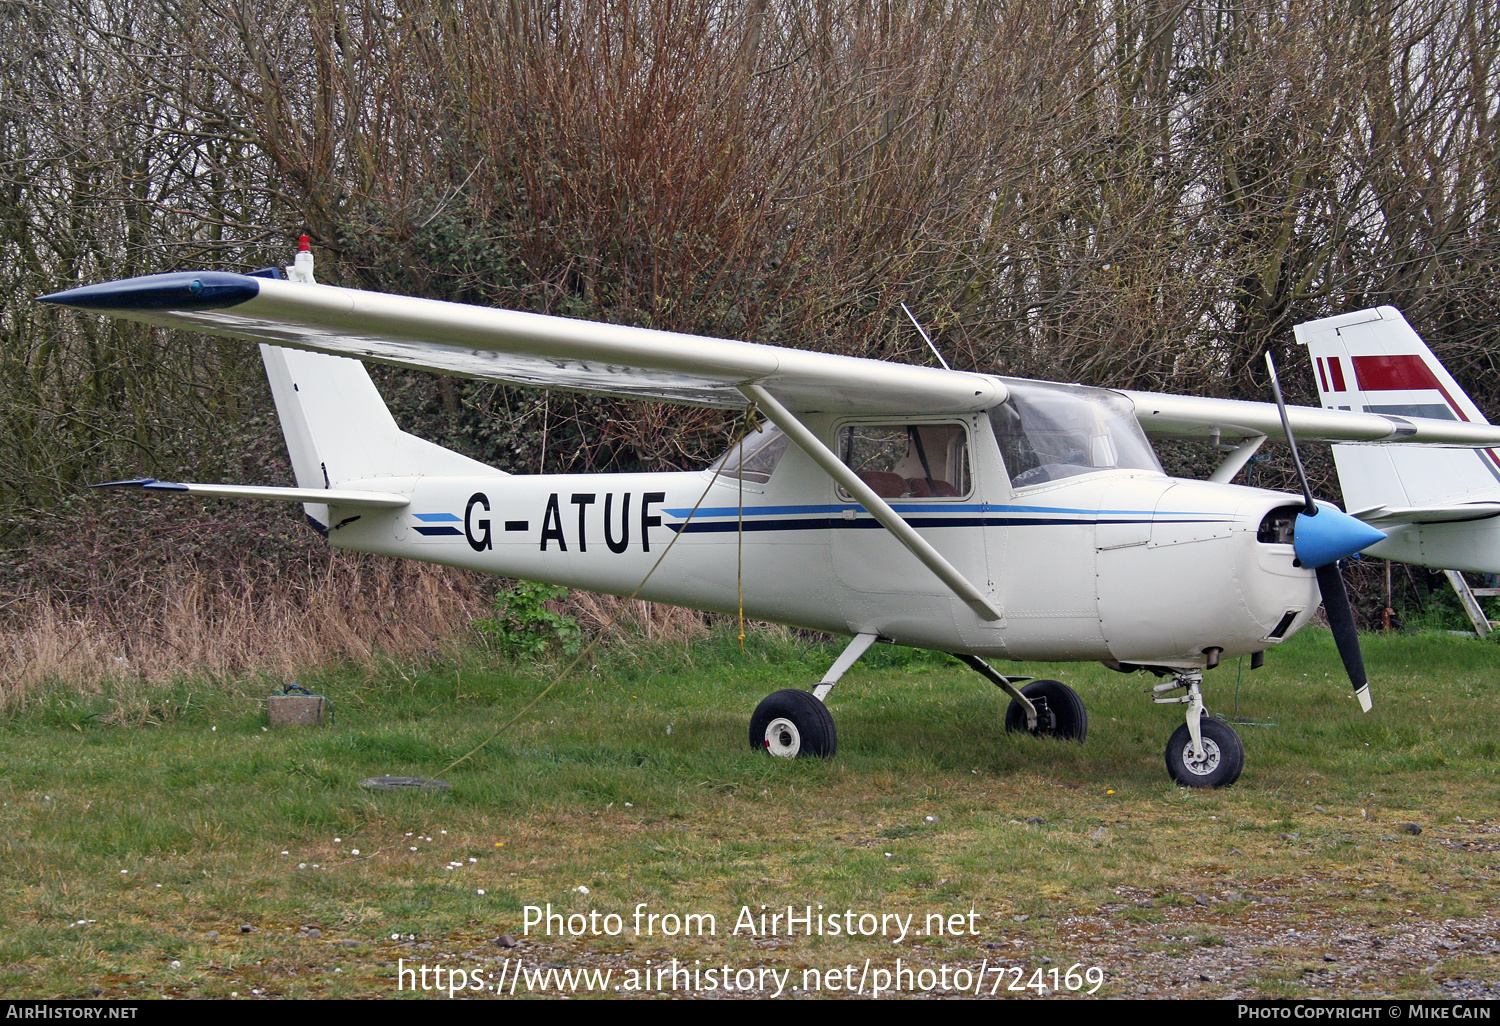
[[0, 626, 1496, 999]]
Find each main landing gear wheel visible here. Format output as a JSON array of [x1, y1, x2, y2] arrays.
[[1165, 717, 1244, 788], [750, 689, 837, 759], [1003, 680, 1088, 742]]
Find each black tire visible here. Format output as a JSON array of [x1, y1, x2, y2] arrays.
[[1003, 680, 1088, 742], [749, 689, 837, 759], [1165, 717, 1245, 788]]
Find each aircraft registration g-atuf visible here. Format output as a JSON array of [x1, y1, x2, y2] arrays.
[[40, 241, 1500, 787]]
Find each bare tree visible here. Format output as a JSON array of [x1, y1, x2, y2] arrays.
[[3, 0, 1497, 525]]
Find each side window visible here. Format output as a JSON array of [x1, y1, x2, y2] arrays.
[[837, 423, 970, 499], [712, 424, 790, 484]]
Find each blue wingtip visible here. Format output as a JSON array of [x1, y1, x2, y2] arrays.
[[89, 478, 189, 491], [1295, 505, 1387, 569], [90, 478, 157, 489], [39, 271, 260, 311]]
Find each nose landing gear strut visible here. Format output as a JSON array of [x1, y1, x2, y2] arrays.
[[1154, 669, 1245, 788]]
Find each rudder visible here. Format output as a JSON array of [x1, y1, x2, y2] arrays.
[[260, 344, 499, 529], [1296, 307, 1500, 512]]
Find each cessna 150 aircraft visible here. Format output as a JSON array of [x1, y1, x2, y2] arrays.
[[41, 244, 1500, 787], [1301, 307, 1500, 574]]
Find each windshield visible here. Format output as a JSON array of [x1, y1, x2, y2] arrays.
[[989, 380, 1163, 488], [710, 423, 790, 484]]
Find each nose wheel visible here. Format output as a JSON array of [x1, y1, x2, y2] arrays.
[[1155, 670, 1245, 787], [1165, 717, 1244, 787]]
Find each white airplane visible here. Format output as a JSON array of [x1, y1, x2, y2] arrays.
[[1299, 307, 1500, 573], [40, 246, 1500, 787]]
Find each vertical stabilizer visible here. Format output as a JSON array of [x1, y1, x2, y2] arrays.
[[260, 344, 500, 531], [1297, 307, 1500, 513]]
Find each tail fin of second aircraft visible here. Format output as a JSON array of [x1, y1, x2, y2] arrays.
[[1296, 306, 1500, 515]]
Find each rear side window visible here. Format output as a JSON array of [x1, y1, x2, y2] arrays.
[[837, 423, 970, 499], [711, 424, 790, 484]]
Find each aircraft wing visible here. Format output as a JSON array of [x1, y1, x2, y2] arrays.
[[1118, 390, 1500, 447], [40, 272, 1001, 415], [42, 271, 1500, 446]]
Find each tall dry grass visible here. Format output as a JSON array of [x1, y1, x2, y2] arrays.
[[0, 553, 487, 710], [0, 495, 740, 715], [565, 591, 713, 644]]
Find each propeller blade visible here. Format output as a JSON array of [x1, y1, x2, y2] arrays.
[[1264, 351, 1380, 712], [1316, 562, 1374, 712]]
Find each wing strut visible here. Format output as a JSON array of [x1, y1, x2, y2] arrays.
[[1207, 434, 1266, 484], [740, 384, 1003, 622]]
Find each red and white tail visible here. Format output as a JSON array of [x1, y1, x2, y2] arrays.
[[1297, 307, 1500, 514]]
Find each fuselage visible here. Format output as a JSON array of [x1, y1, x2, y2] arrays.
[[323, 400, 1321, 669]]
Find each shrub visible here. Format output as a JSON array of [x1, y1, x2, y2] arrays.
[[473, 581, 582, 659]]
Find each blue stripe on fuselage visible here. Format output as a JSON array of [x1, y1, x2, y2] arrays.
[[660, 501, 1232, 535], [663, 503, 1167, 518], [665, 513, 1233, 534]]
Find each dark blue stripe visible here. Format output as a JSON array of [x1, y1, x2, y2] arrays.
[[668, 516, 1226, 534], [665, 502, 1171, 518], [414, 526, 463, 536]]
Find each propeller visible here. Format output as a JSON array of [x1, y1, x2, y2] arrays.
[[1265, 353, 1386, 712]]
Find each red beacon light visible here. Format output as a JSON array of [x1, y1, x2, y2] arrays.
[[287, 235, 316, 283]]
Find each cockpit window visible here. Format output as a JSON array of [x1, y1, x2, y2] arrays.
[[711, 423, 790, 484], [989, 381, 1163, 488], [836, 423, 970, 499]]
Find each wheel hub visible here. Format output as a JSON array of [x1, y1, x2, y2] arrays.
[[1181, 737, 1222, 776], [764, 717, 802, 758]]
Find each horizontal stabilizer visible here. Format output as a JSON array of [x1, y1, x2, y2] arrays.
[[1121, 391, 1500, 447], [1350, 502, 1500, 527], [91, 478, 410, 509]]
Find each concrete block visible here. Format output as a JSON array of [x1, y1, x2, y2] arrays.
[[267, 694, 327, 727]]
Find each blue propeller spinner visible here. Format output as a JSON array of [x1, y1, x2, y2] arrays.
[[1294, 504, 1387, 570]]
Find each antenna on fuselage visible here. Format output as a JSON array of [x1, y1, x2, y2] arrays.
[[901, 303, 950, 371]]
